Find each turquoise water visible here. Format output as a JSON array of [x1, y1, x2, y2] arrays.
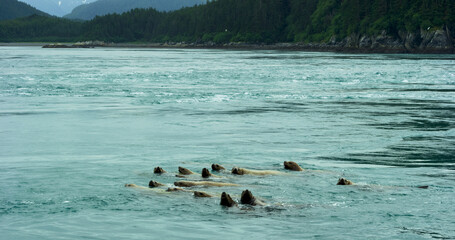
[[0, 47, 454, 239]]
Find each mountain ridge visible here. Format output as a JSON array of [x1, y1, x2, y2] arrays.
[[0, 0, 48, 21], [65, 0, 207, 20], [18, 0, 97, 17]]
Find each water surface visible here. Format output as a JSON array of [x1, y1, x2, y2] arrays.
[[0, 47, 454, 239]]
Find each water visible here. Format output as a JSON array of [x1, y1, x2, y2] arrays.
[[0, 47, 454, 239]]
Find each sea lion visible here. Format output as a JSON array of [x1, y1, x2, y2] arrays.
[[154, 167, 166, 174], [284, 161, 303, 171], [166, 187, 188, 192], [174, 181, 239, 187], [220, 192, 237, 207], [178, 166, 195, 175], [149, 180, 165, 188], [125, 183, 167, 193], [337, 178, 354, 185], [202, 168, 221, 178], [194, 191, 213, 198], [231, 167, 282, 176], [125, 183, 139, 188], [240, 190, 266, 206], [211, 164, 225, 171]]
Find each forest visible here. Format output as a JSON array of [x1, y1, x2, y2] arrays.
[[0, 0, 454, 44], [0, 0, 48, 21]]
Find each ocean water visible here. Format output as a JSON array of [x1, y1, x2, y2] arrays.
[[0, 47, 454, 239]]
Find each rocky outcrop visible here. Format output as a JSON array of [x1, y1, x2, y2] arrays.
[[41, 31, 453, 54], [43, 41, 106, 48], [328, 28, 454, 53]]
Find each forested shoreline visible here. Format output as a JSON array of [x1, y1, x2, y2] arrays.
[[1, 0, 454, 53]]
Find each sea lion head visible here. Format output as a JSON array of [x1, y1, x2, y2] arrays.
[[211, 164, 225, 171], [154, 167, 166, 174], [220, 192, 236, 207], [284, 161, 303, 171], [149, 180, 164, 188], [166, 187, 185, 192], [337, 178, 353, 185], [202, 168, 211, 178], [231, 167, 244, 175], [194, 191, 212, 198], [178, 167, 193, 175], [240, 189, 256, 205]]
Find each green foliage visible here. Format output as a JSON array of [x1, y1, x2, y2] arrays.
[[286, 0, 454, 42], [213, 32, 233, 43], [0, 15, 82, 42]]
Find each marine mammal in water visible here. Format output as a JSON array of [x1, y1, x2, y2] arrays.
[[220, 192, 237, 207], [231, 167, 283, 176], [202, 168, 221, 178], [337, 178, 354, 185], [126, 183, 215, 196], [125, 183, 140, 188], [154, 167, 166, 174], [336, 178, 429, 189], [125, 183, 169, 193], [166, 187, 188, 192], [178, 167, 195, 175], [220, 190, 266, 207], [149, 180, 165, 188], [125, 180, 165, 189], [283, 161, 303, 171], [194, 191, 213, 198], [174, 181, 239, 187], [240, 190, 266, 206], [211, 164, 225, 171], [166, 188, 213, 197]]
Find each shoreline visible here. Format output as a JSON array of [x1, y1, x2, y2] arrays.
[[1, 42, 454, 54]]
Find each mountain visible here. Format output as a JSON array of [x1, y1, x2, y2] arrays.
[[65, 0, 207, 20], [0, 0, 48, 20], [18, 0, 97, 17]]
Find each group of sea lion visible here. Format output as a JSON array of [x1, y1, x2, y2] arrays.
[[126, 161, 428, 207], [127, 161, 357, 207]]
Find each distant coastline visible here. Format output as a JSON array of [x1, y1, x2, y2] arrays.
[[1, 41, 454, 54]]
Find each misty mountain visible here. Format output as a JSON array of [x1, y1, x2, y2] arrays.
[[18, 0, 96, 17], [64, 0, 207, 20], [0, 0, 48, 20]]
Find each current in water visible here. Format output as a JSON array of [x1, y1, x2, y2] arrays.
[[0, 47, 454, 239]]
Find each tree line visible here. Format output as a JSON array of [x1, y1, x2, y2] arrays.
[[1, 0, 454, 43]]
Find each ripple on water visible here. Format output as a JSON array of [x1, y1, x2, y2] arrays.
[[0, 47, 454, 239]]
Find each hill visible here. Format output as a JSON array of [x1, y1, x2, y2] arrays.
[[0, 0, 48, 20], [64, 0, 207, 20]]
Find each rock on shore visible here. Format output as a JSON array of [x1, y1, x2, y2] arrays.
[[43, 41, 106, 48], [322, 28, 454, 53], [40, 29, 454, 54]]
